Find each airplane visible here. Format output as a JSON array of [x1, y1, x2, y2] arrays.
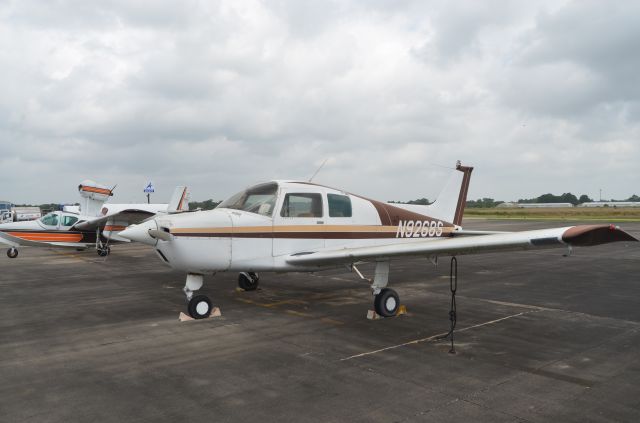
[[119, 162, 638, 320], [0, 181, 190, 258]]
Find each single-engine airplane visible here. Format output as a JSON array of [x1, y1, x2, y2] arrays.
[[120, 162, 637, 319], [0, 181, 189, 258]]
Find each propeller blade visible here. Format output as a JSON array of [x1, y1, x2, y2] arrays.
[[148, 228, 172, 242]]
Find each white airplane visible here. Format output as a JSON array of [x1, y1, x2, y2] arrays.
[[120, 162, 637, 319], [0, 181, 189, 258]]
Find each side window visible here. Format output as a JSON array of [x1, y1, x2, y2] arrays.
[[41, 213, 59, 226], [62, 216, 78, 226], [328, 194, 352, 217], [280, 193, 323, 218]]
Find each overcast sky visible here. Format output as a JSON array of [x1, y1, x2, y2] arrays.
[[1, 0, 638, 205]]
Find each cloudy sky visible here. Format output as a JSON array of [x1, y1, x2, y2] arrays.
[[1, 0, 638, 205]]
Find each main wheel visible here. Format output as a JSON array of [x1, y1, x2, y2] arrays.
[[238, 272, 259, 291], [97, 246, 110, 257], [7, 248, 18, 259], [374, 288, 400, 317], [188, 295, 212, 319]]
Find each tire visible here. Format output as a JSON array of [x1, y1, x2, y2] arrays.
[[188, 295, 212, 319], [238, 272, 259, 291], [7, 248, 18, 259], [97, 248, 108, 257], [374, 288, 400, 317]]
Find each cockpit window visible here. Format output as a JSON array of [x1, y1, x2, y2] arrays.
[[218, 182, 278, 217], [62, 215, 78, 227], [40, 213, 59, 226], [280, 193, 323, 218]]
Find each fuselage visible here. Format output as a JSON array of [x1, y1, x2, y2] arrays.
[[121, 181, 457, 274], [0, 211, 99, 246]]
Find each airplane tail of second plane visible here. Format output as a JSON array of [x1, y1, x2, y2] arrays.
[[167, 186, 191, 212], [78, 180, 114, 217]]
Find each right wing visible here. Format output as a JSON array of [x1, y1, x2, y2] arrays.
[[286, 224, 637, 267]]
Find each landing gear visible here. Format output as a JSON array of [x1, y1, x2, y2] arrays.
[[238, 272, 259, 291], [374, 288, 400, 317], [352, 261, 402, 318], [96, 228, 111, 257], [188, 295, 212, 319], [7, 247, 18, 259], [183, 273, 212, 319]]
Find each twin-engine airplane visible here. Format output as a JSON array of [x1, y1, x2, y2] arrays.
[[0, 181, 189, 258], [120, 162, 637, 320]]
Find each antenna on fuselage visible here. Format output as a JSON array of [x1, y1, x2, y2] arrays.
[[308, 158, 328, 182]]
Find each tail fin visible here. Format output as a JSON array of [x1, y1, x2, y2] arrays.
[[424, 161, 473, 226], [78, 180, 113, 217], [167, 186, 190, 212]]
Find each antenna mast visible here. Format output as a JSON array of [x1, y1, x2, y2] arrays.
[[309, 159, 328, 182]]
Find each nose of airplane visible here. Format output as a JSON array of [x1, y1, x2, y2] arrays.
[[119, 219, 158, 246]]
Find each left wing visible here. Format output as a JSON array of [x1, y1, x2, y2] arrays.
[[286, 224, 637, 267]]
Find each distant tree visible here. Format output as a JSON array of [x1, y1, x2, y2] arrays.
[[387, 198, 431, 205], [518, 193, 579, 206], [466, 198, 503, 208], [578, 195, 593, 204], [626, 194, 640, 202]]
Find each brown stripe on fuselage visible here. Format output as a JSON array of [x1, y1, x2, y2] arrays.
[[6, 231, 84, 242], [104, 225, 127, 232], [170, 225, 455, 239]]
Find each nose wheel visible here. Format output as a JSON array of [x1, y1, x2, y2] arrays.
[[188, 295, 212, 319], [7, 247, 18, 259], [238, 272, 259, 291], [183, 273, 213, 319], [374, 288, 400, 317]]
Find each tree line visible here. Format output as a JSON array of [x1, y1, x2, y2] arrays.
[[389, 193, 640, 208]]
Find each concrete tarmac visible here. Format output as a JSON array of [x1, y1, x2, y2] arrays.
[[1, 220, 639, 422]]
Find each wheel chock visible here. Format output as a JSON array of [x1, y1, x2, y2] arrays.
[[178, 307, 222, 322], [366, 305, 407, 320]]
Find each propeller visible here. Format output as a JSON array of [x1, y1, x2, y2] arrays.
[[148, 228, 172, 242]]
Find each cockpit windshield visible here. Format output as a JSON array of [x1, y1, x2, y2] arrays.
[[218, 182, 278, 217]]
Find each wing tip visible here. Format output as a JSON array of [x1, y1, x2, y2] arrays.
[[562, 224, 638, 246]]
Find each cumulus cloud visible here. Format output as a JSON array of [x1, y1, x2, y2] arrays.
[[0, 0, 638, 205]]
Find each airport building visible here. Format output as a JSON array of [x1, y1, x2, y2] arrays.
[[497, 202, 574, 208], [578, 201, 640, 208]]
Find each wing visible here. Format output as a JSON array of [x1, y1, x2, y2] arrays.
[[72, 209, 156, 232], [286, 224, 637, 267]]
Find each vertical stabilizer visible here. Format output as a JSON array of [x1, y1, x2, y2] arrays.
[[167, 186, 190, 212], [78, 180, 113, 217], [423, 161, 474, 226], [453, 163, 473, 226]]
